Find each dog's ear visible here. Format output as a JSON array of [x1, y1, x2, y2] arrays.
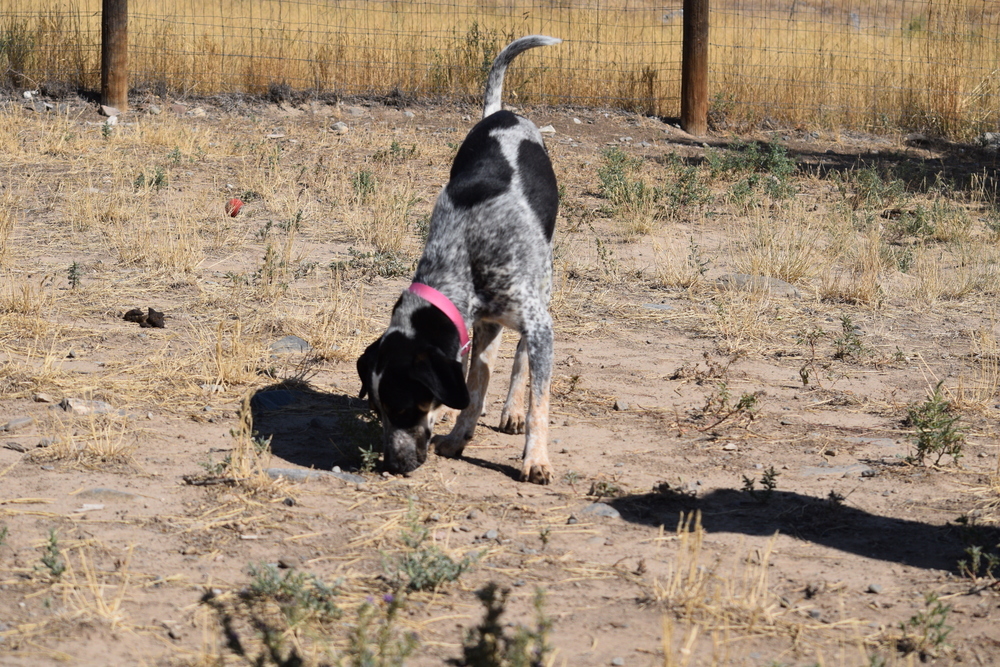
[[411, 348, 470, 410], [357, 338, 381, 400]]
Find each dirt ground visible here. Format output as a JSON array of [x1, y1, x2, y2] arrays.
[[1, 91, 999, 666]]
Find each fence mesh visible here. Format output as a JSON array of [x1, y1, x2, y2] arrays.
[[3, 0, 999, 137]]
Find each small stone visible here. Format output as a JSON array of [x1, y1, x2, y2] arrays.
[[566, 515, 578, 525], [721, 443, 738, 452], [100, 104, 121, 117], [33, 393, 56, 403], [283, 497, 295, 507], [580, 502, 621, 519], [59, 397, 117, 416], [1, 417, 34, 432], [867, 583, 883, 594], [331, 121, 349, 135], [277, 556, 301, 569], [147, 104, 162, 115], [613, 399, 628, 412], [808, 609, 822, 620], [269, 335, 311, 355], [428, 512, 441, 522], [344, 105, 366, 116], [3, 442, 28, 453], [484, 529, 499, 540], [467, 509, 481, 520], [572, 117, 581, 124], [403, 110, 415, 118], [539, 125, 556, 134], [611, 658, 625, 666]]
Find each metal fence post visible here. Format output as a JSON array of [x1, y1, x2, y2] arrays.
[[681, 0, 708, 136], [101, 0, 128, 110]]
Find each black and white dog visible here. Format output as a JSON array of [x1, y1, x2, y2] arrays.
[[357, 35, 561, 484]]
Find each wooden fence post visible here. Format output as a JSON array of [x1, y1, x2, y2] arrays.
[[681, 0, 708, 136], [101, 0, 128, 111]]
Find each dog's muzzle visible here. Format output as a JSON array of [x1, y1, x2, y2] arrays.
[[383, 425, 431, 475]]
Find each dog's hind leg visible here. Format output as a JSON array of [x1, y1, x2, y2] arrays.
[[433, 321, 503, 459], [521, 315, 554, 484], [498, 335, 528, 434]]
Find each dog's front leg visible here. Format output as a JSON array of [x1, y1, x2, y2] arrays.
[[433, 322, 503, 459], [521, 316, 554, 484]]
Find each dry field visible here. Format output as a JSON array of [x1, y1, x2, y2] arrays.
[[1, 91, 1000, 667]]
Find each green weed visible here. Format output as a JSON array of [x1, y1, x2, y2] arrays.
[[67, 261, 81, 289], [40, 529, 65, 579], [832, 315, 868, 360], [597, 146, 656, 210], [741, 466, 779, 504], [246, 562, 341, 626], [905, 380, 965, 466], [461, 583, 553, 667], [383, 514, 479, 592], [351, 169, 377, 203], [346, 594, 419, 667], [898, 592, 953, 658]]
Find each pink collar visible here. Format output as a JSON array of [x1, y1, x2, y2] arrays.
[[408, 283, 471, 356]]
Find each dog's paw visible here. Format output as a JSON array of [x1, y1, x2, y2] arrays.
[[498, 411, 525, 435], [432, 433, 467, 458], [520, 461, 553, 485]]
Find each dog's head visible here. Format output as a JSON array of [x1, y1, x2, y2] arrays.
[[357, 332, 469, 474]]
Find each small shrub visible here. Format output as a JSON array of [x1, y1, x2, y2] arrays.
[[346, 594, 419, 667], [351, 169, 377, 202], [741, 466, 779, 504], [246, 562, 341, 626], [460, 583, 553, 667], [40, 529, 65, 579], [832, 315, 868, 360], [67, 261, 81, 289], [898, 592, 953, 658], [597, 146, 654, 209], [383, 516, 479, 592], [905, 380, 964, 466]]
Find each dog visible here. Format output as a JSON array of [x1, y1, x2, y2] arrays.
[[357, 35, 561, 484]]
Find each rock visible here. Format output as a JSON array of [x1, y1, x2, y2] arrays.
[[1, 417, 34, 432], [33, 393, 57, 403], [721, 443, 738, 451], [252, 390, 298, 410], [467, 509, 481, 520], [867, 583, 883, 594], [799, 463, 875, 478], [75, 488, 138, 502], [807, 609, 822, 620], [187, 107, 207, 117], [3, 442, 28, 453], [266, 467, 366, 485], [613, 399, 629, 412], [573, 117, 581, 124], [580, 502, 621, 519], [402, 110, 415, 119], [977, 132, 1000, 148], [269, 335, 311, 355], [147, 104, 162, 115], [344, 105, 366, 116], [539, 125, 556, 134], [331, 121, 349, 135], [484, 529, 499, 540], [59, 398, 117, 416], [277, 556, 301, 569], [566, 515, 578, 525], [100, 104, 121, 117], [716, 273, 801, 298]]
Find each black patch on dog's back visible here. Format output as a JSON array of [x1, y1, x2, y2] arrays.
[[446, 111, 520, 209], [517, 139, 558, 241]]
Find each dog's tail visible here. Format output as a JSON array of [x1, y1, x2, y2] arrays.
[[482, 35, 561, 119]]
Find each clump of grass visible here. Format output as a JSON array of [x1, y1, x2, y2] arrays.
[[905, 380, 965, 466], [460, 583, 553, 667], [694, 382, 759, 431], [707, 140, 796, 208], [334, 247, 412, 280], [596, 146, 661, 236]]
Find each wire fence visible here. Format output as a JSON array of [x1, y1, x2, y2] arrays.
[[3, 0, 999, 137]]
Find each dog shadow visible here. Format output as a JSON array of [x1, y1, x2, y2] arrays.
[[607, 487, 999, 572], [250, 379, 378, 472]]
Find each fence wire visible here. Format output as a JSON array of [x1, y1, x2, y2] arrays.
[[3, 0, 999, 137]]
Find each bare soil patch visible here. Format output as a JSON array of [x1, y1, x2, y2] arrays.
[[1, 93, 999, 666]]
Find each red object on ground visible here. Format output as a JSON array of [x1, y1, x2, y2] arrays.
[[226, 197, 244, 217]]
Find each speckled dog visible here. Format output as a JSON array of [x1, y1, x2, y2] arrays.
[[357, 35, 561, 484]]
